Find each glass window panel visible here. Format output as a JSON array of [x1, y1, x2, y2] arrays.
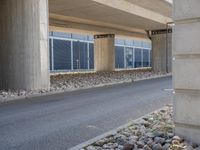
[[125, 47, 134, 68], [134, 40, 142, 47], [135, 48, 142, 68], [72, 33, 87, 40], [143, 49, 150, 67], [52, 32, 71, 38], [49, 39, 52, 70], [53, 39, 71, 70], [89, 43, 94, 69], [115, 46, 125, 69], [150, 50, 152, 67], [143, 41, 151, 48], [88, 35, 94, 41], [73, 41, 88, 70], [125, 39, 134, 46], [115, 38, 125, 45]]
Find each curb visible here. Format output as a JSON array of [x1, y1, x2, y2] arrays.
[[69, 106, 168, 150], [0, 74, 171, 104]]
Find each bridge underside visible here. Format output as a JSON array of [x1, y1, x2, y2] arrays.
[[0, 0, 199, 145], [49, 0, 172, 38], [0, 0, 172, 90]]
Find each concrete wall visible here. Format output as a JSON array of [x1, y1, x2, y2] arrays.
[[173, 0, 200, 144], [94, 34, 115, 71], [152, 31, 172, 73], [0, 0, 50, 90]]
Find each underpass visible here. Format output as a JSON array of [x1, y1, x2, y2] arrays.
[[0, 76, 172, 150]]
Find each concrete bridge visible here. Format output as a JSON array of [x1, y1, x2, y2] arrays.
[[0, 0, 173, 90], [0, 0, 199, 145], [49, 0, 172, 38]]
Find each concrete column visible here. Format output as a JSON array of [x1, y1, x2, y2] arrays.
[[151, 30, 172, 73], [0, 0, 50, 90], [173, 0, 200, 144], [94, 34, 115, 71]]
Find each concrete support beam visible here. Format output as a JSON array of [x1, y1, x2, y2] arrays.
[[92, 0, 172, 26], [0, 0, 50, 90], [152, 29, 172, 73], [94, 34, 115, 71], [173, 0, 200, 144], [49, 13, 148, 40]]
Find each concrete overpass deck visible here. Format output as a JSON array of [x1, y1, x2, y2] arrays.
[[49, 0, 173, 39]]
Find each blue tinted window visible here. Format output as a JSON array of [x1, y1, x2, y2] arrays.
[[89, 43, 94, 69], [125, 39, 134, 46], [115, 46, 125, 68], [73, 41, 88, 69], [115, 38, 125, 45], [88, 35, 94, 41], [49, 39, 52, 70], [52, 32, 72, 38], [134, 40, 142, 47], [143, 49, 150, 67], [72, 34, 88, 40], [143, 41, 151, 48], [53, 39, 71, 70], [135, 48, 142, 68], [125, 47, 134, 68]]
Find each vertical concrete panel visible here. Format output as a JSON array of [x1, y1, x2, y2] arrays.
[[167, 33, 172, 73], [0, 0, 49, 90], [94, 34, 115, 71], [152, 32, 172, 73], [173, 0, 200, 144]]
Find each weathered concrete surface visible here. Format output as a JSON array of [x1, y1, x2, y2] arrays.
[[49, 0, 172, 38], [94, 34, 115, 71], [49, 0, 172, 30], [126, 0, 172, 18], [173, 0, 200, 144], [152, 32, 172, 73], [0, 0, 50, 90]]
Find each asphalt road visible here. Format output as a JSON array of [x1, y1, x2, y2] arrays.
[[0, 76, 172, 150]]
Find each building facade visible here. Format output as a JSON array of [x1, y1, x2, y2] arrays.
[[49, 32, 151, 72]]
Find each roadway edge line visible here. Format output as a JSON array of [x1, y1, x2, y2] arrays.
[[68, 106, 171, 150]]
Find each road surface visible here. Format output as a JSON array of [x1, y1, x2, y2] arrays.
[[0, 76, 172, 150]]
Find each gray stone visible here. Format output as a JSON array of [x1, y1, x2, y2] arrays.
[[163, 143, 170, 150], [152, 143, 162, 150], [166, 132, 174, 138], [147, 139, 154, 148], [137, 141, 145, 148], [144, 145, 152, 150], [146, 132, 155, 138], [86, 145, 96, 150], [123, 142, 135, 150], [154, 137, 165, 145]]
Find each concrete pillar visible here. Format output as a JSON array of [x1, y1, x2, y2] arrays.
[[151, 30, 172, 73], [173, 0, 200, 144], [94, 34, 115, 71], [0, 0, 50, 90]]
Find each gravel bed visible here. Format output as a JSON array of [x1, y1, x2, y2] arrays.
[[81, 105, 199, 150], [0, 70, 170, 103]]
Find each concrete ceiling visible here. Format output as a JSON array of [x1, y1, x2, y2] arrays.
[[49, 0, 172, 38], [125, 0, 172, 18]]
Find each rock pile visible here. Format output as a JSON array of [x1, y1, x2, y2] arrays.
[[50, 70, 168, 91], [0, 70, 169, 102], [82, 105, 199, 150]]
